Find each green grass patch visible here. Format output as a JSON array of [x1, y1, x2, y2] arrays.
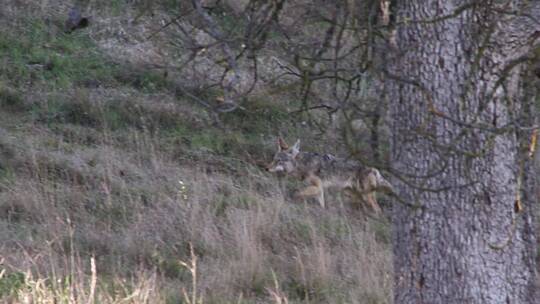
[[0, 19, 117, 89], [0, 269, 25, 298], [212, 192, 259, 217], [0, 165, 15, 184], [0, 85, 28, 112], [369, 217, 391, 245], [188, 128, 266, 158], [33, 92, 191, 132], [222, 97, 290, 134], [319, 217, 351, 240], [160, 106, 280, 162], [113, 68, 171, 93], [283, 220, 313, 245]]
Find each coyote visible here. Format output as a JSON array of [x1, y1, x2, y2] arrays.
[[266, 138, 392, 213]]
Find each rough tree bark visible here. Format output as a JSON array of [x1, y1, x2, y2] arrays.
[[387, 1, 540, 303]]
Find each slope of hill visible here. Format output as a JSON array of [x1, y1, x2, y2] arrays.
[[0, 2, 392, 303]]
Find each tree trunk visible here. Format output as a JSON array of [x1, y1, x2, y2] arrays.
[[387, 1, 540, 303]]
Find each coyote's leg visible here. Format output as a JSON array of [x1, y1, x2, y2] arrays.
[[315, 185, 325, 208], [318, 187, 325, 208], [362, 192, 382, 214], [295, 174, 325, 208], [295, 185, 325, 208], [277, 176, 287, 200], [362, 170, 382, 214]]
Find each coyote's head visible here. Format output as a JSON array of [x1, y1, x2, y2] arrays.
[[266, 138, 300, 175]]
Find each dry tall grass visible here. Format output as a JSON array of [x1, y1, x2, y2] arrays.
[[0, 124, 392, 303]]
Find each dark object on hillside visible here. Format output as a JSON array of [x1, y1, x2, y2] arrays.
[[65, 7, 89, 33]]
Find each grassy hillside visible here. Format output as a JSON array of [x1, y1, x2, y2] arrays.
[[0, 2, 392, 303]]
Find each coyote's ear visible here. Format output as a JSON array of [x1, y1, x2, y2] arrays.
[[278, 137, 289, 151], [290, 139, 300, 158]]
